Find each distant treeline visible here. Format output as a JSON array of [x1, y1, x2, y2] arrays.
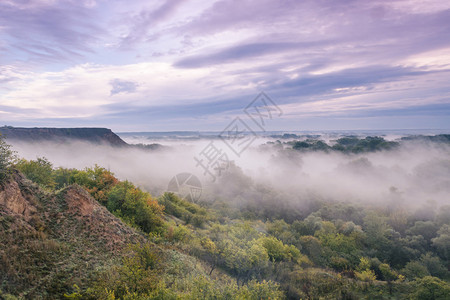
[[281, 135, 450, 153]]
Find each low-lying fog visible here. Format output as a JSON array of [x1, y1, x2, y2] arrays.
[[9, 133, 450, 211]]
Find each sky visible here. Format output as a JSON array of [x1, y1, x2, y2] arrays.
[[0, 0, 450, 132]]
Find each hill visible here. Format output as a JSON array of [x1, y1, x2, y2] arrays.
[[0, 165, 279, 299], [0, 170, 144, 298], [0, 126, 128, 147]]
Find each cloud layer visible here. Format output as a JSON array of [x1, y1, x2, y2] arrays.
[[0, 0, 449, 130]]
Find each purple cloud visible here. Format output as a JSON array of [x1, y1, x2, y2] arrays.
[[1, 0, 449, 130], [0, 1, 103, 65], [119, 0, 187, 49], [110, 79, 138, 95], [172, 0, 450, 69], [174, 40, 331, 68]]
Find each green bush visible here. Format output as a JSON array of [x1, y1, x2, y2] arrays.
[[0, 135, 15, 182], [15, 157, 55, 188], [108, 181, 165, 233], [158, 192, 209, 227], [411, 276, 450, 300], [84, 243, 163, 299], [54, 165, 118, 204]]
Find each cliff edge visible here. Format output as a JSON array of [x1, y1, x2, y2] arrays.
[[0, 126, 128, 146]]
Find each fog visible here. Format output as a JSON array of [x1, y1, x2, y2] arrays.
[[9, 134, 450, 212]]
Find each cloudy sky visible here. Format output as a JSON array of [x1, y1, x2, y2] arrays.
[[1, 0, 449, 131]]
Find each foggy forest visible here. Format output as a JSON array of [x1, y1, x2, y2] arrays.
[[1, 132, 449, 299]]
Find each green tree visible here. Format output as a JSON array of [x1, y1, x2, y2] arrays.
[[407, 221, 438, 242], [259, 236, 300, 263], [379, 263, 399, 294], [260, 236, 289, 262], [420, 253, 449, 279], [402, 261, 430, 280], [355, 257, 376, 282], [56, 165, 119, 204], [200, 237, 220, 275], [0, 135, 15, 182], [237, 280, 284, 299], [432, 224, 450, 261], [300, 235, 324, 266], [86, 243, 163, 299], [158, 192, 209, 227], [15, 157, 55, 189], [267, 219, 295, 245], [53, 167, 79, 189], [82, 165, 118, 205], [379, 263, 398, 281], [411, 276, 450, 300], [107, 181, 164, 233]]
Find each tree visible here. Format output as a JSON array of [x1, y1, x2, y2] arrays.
[[56, 165, 119, 204], [402, 261, 430, 280], [259, 236, 301, 263], [158, 192, 209, 227], [15, 157, 55, 189], [83, 165, 118, 205], [86, 243, 163, 299], [260, 236, 289, 262], [407, 221, 438, 242], [107, 181, 164, 233], [411, 276, 450, 300], [237, 280, 284, 299], [0, 135, 15, 182], [432, 224, 450, 261], [355, 257, 376, 282], [53, 167, 79, 189], [363, 213, 394, 262], [379, 263, 398, 294], [420, 253, 449, 279], [300, 235, 324, 266], [200, 237, 220, 275], [267, 219, 295, 245]]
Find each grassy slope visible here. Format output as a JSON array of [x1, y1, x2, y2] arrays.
[[0, 172, 217, 299]]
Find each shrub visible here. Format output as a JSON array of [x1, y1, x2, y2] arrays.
[[108, 181, 164, 233], [15, 157, 55, 189], [411, 276, 450, 300], [158, 192, 209, 227], [0, 135, 15, 182], [55, 165, 118, 204]]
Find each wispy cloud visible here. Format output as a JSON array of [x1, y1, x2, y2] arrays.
[[119, 0, 187, 49], [109, 79, 138, 95], [0, 0, 103, 65]]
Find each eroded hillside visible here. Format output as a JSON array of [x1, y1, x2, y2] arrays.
[[0, 171, 144, 298]]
